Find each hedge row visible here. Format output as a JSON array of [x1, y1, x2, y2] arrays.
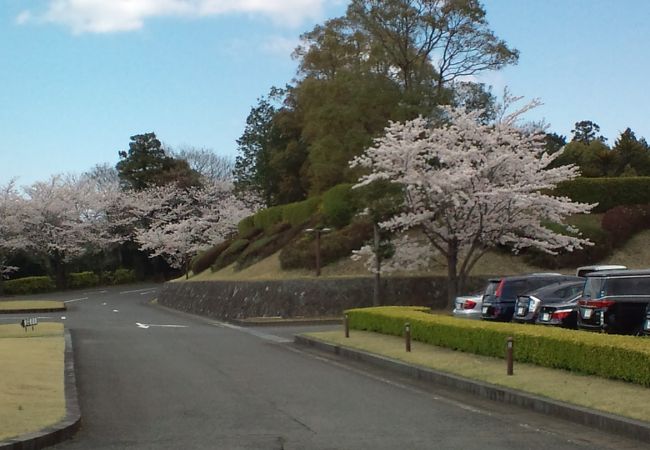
[[2, 269, 137, 295], [554, 177, 650, 213], [346, 306, 650, 387], [3, 276, 55, 295]]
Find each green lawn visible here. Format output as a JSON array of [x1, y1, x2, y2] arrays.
[[0, 300, 65, 312], [306, 329, 650, 423], [0, 323, 65, 441]]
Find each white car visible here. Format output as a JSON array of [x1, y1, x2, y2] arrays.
[[452, 293, 484, 319]]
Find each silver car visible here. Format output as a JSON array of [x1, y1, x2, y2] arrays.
[[452, 293, 484, 319]]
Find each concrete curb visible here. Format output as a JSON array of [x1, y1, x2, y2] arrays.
[[295, 334, 650, 442], [0, 330, 81, 450], [0, 308, 66, 315], [232, 317, 342, 327]]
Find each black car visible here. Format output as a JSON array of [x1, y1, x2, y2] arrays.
[[643, 304, 650, 336], [481, 274, 582, 322], [512, 280, 584, 324], [577, 269, 650, 335]]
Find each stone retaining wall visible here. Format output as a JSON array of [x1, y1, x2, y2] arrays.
[[158, 276, 489, 320]]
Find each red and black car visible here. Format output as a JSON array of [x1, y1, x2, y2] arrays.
[[577, 269, 650, 335]]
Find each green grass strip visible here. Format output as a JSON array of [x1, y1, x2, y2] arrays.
[[346, 306, 650, 387]]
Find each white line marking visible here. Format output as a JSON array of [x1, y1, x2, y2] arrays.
[[120, 288, 157, 294], [61, 316, 66, 320], [136, 322, 188, 329], [64, 297, 88, 303], [211, 320, 292, 343], [112, 309, 119, 313]]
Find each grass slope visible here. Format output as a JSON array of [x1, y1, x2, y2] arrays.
[[307, 330, 650, 422], [182, 215, 649, 283]]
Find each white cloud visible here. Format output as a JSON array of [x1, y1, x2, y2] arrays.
[[261, 36, 299, 57], [18, 0, 334, 34]]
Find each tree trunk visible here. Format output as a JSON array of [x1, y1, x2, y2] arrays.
[[446, 241, 459, 310], [53, 252, 67, 290], [373, 223, 381, 307]]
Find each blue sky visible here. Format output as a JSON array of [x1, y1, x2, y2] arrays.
[[1, 0, 649, 185]]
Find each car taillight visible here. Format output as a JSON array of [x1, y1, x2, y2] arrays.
[[494, 280, 505, 297], [579, 299, 615, 309], [552, 310, 571, 320], [464, 300, 477, 310]]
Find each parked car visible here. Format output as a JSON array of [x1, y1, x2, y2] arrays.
[[536, 292, 583, 328], [575, 264, 627, 277], [481, 274, 581, 322], [452, 292, 484, 319], [512, 279, 584, 324], [577, 269, 650, 334], [643, 304, 650, 336]]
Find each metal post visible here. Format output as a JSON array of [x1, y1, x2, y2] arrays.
[[506, 336, 514, 375], [344, 313, 349, 338], [405, 323, 411, 352], [315, 230, 321, 277]]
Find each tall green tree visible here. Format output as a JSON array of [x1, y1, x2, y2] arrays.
[[610, 128, 650, 176], [571, 120, 607, 144], [116, 133, 201, 191]]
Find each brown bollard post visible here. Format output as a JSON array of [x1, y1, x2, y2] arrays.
[[344, 313, 349, 338], [405, 323, 411, 352], [506, 336, 514, 375]]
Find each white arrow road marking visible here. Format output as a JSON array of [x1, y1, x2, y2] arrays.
[[136, 322, 188, 329], [64, 297, 88, 303]]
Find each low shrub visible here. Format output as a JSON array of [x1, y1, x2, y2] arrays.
[[523, 220, 612, 268], [282, 197, 321, 227], [212, 239, 250, 271], [3, 276, 56, 295], [279, 218, 373, 270], [237, 215, 256, 236], [68, 271, 100, 289], [252, 206, 284, 232], [236, 222, 307, 270], [346, 306, 650, 387], [554, 177, 650, 213], [110, 268, 137, 285], [322, 184, 359, 228], [191, 240, 234, 275], [601, 204, 650, 247]]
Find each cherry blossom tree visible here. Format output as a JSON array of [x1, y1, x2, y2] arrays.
[[352, 96, 595, 308], [0, 180, 26, 291], [133, 181, 259, 277], [21, 175, 111, 288]]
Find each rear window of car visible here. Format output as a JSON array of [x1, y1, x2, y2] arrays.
[[500, 280, 531, 300]]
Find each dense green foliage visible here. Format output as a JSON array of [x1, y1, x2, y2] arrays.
[[107, 268, 137, 285], [346, 307, 650, 386], [279, 219, 373, 270], [212, 239, 250, 271], [554, 177, 650, 212], [233, 0, 518, 200], [252, 206, 285, 232], [237, 216, 256, 236], [3, 276, 56, 295], [281, 197, 321, 227], [191, 240, 234, 275], [116, 132, 201, 190], [68, 271, 100, 289], [321, 184, 359, 228]]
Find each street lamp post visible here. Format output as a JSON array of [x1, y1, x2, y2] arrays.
[[305, 227, 331, 276]]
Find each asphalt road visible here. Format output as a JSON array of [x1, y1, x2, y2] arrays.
[[2, 285, 646, 449]]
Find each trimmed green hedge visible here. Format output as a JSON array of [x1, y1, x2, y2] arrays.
[[237, 215, 256, 236], [191, 240, 233, 275], [212, 239, 250, 271], [108, 268, 137, 285], [322, 183, 359, 228], [282, 197, 321, 227], [3, 276, 56, 295], [554, 177, 650, 213], [68, 271, 100, 289], [346, 306, 650, 387]]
